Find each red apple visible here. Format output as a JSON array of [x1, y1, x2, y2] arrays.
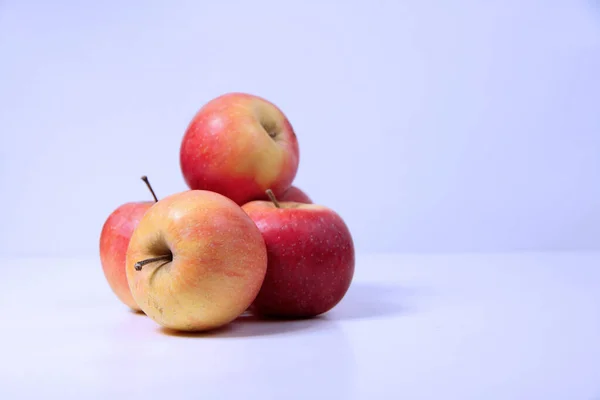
[[278, 185, 312, 203], [179, 92, 300, 205], [99, 176, 158, 311], [250, 185, 312, 205], [242, 190, 355, 318], [126, 190, 268, 331]]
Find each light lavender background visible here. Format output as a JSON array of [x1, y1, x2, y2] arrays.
[[0, 0, 599, 257]]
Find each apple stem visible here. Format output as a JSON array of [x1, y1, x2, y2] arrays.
[[134, 254, 172, 271], [266, 189, 280, 208], [141, 176, 158, 203]]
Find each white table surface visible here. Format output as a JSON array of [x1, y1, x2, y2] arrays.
[[1, 252, 599, 400]]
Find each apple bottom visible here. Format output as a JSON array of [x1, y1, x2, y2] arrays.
[[245, 204, 355, 318], [182, 170, 291, 207]]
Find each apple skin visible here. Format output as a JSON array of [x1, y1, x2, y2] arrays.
[[99, 201, 153, 311], [126, 190, 268, 332], [179, 92, 300, 205], [251, 185, 312, 203], [241, 200, 355, 318], [278, 186, 312, 203]]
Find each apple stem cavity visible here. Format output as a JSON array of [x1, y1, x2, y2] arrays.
[[134, 254, 172, 271], [266, 189, 281, 208], [141, 175, 159, 203]]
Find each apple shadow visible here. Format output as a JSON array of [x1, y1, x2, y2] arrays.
[[327, 282, 422, 320], [159, 313, 326, 338], [158, 283, 422, 337]]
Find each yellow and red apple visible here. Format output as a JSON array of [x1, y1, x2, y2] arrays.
[[179, 92, 300, 205], [126, 190, 268, 332]]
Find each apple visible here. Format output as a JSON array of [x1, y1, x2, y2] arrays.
[[99, 176, 159, 311], [278, 185, 312, 203], [126, 189, 268, 331], [179, 92, 300, 205], [242, 190, 355, 318], [250, 185, 312, 205]]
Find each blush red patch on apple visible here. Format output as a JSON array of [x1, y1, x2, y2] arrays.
[[99, 92, 355, 333]]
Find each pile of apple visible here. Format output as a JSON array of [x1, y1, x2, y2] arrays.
[[99, 93, 355, 332]]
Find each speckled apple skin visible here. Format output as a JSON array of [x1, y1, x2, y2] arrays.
[[242, 201, 355, 318]]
